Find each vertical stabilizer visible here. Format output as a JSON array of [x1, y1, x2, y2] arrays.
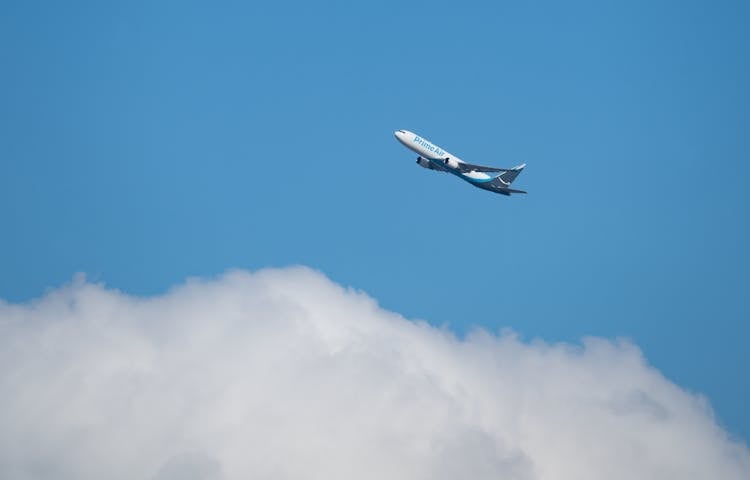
[[495, 163, 526, 186]]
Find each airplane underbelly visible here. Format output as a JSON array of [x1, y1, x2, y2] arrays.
[[462, 171, 492, 182]]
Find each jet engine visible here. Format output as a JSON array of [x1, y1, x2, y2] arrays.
[[443, 157, 459, 169], [416, 157, 432, 169]]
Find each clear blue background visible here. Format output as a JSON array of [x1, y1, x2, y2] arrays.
[[2, 1, 748, 440]]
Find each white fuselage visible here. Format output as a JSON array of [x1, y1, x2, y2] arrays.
[[393, 130, 493, 182]]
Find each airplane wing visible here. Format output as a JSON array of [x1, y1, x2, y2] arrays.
[[455, 162, 511, 173]]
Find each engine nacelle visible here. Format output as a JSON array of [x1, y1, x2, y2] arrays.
[[416, 156, 432, 169], [443, 157, 459, 169]]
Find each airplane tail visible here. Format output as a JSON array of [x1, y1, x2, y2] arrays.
[[493, 163, 526, 186]]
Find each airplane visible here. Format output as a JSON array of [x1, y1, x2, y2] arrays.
[[394, 129, 527, 196]]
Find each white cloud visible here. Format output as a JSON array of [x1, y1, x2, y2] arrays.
[[0, 267, 747, 479]]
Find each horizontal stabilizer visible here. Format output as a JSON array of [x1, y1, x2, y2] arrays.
[[492, 187, 526, 196]]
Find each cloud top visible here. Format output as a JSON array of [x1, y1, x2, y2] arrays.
[[0, 267, 747, 479]]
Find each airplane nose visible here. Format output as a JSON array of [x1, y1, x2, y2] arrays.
[[394, 129, 409, 145]]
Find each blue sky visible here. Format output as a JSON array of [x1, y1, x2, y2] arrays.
[[2, 0, 749, 441]]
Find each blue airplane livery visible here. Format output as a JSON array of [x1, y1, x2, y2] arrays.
[[394, 130, 527, 196]]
